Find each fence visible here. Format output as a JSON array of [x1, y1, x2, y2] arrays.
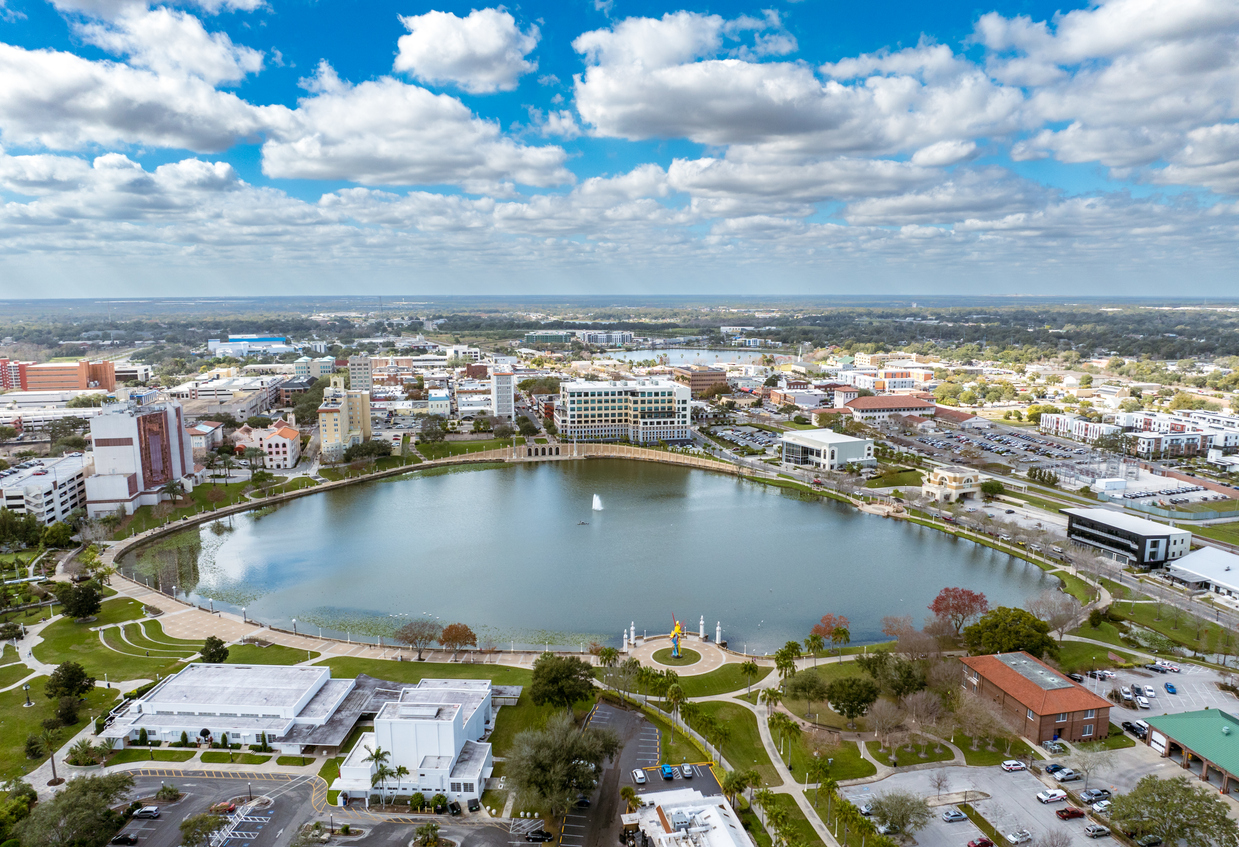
[[1096, 492, 1239, 521]]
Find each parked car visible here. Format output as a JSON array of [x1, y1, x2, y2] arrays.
[[1068, 673, 1085, 682], [1044, 763, 1066, 774], [574, 795, 590, 809], [1084, 824, 1111, 839], [660, 764, 675, 780], [1136, 695, 1151, 709], [858, 802, 874, 816], [1136, 837, 1163, 847], [1121, 721, 1137, 733], [1165, 682, 1177, 694], [968, 840, 995, 847], [110, 836, 138, 845], [1092, 800, 1113, 815], [1144, 685, 1156, 698], [526, 831, 554, 842], [1000, 760, 1027, 772], [1053, 769, 1080, 783], [1081, 789, 1112, 803], [942, 809, 967, 822], [1120, 686, 1133, 700], [133, 808, 160, 820], [1057, 807, 1086, 820], [681, 764, 694, 778], [632, 769, 647, 784], [1037, 789, 1068, 804], [1006, 829, 1033, 844], [209, 803, 236, 814]]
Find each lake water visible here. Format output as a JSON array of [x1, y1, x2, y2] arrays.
[[606, 348, 773, 366], [118, 460, 1053, 652]]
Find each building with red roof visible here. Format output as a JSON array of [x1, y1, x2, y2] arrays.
[[843, 395, 936, 423], [959, 651, 1110, 743]]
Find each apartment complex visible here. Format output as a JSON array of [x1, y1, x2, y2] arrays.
[[671, 366, 728, 396], [555, 378, 691, 443], [294, 356, 336, 379], [318, 376, 371, 462], [960, 652, 1110, 744], [491, 368, 515, 419], [1039, 413, 1121, 442], [347, 355, 373, 391], [85, 399, 196, 517], [23, 360, 115, 391], [0, 455, 89, 525], [779, 429, 875, 471], [0, 358, 32, 389], [525, 330, 575, 345], [1062, 507, 1191, 567]]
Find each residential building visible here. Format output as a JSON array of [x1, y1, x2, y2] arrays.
[[0, 358, 34, 389], [853, 352, 904, 367], [318, 376, 371, 462], [959, 651, 1110, 744], [555, 378, 691, 443], [1143, 709, 1239, 793], [491, 368, 515, 419], [24, 360, 115, 391], [348, 355, 373, 392], [279, 377, 317, 406], [671, 366, 728, 396], [85, 399, 196, 517], [844, 395, 936, 423], [1061, 507, 1191, 567], [259, 426, 302, 469], [620, 789, 750, 847], [1164, 547, 1239, 597], [184, 421, 225, 457], [850, 369, 917, 393], [578, 330, 633, 346], [1039, 413, 1121, 442], [0, 455, 89, 525], [921, 466, 982, 503], [294, 356, 313, 378], [779, 429, 875, 470]]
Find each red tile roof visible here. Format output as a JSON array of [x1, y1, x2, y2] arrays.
[[959, 652, 1111, 715], [845, 396, 935, 411], [934, 406, 981, 423]]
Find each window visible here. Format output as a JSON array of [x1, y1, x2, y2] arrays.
[[1085, 709, 1096, 719], [1082, 724, 1094, 737], [463, 783, 474, 793], [1056, 713, 1067, 723], [1027, 708, 1034, 721], [450, 782, 462, 792]]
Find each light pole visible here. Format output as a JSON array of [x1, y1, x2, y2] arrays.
[[292, 618, 298, 636], [209, 598, 214, 614], [242, 607, 247, 623], [22, 683, 31, 707]]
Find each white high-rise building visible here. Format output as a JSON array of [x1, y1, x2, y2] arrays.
[[1, 455, 89, 525], [554, 378, 690, 443], [347, 355, 373, 392], [85, 399, 196, 517], [491, 368, 515, 419]]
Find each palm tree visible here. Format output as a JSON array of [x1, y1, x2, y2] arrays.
[[804, 633, 824, 668], [831, 626, 851, 655], [620, 786, 639, 812], [415, 822, 439, 847], [393, 765, 409, 804], [752, 789, 775, 826], [635, 666, 656, 703], [721, 770, 747, 808], [739, 660, 760, 695], [759, 687, 782, 715], [204, 454, 219, 486], [161, 480, 184, 503], [598, 646, 619, 668], [666, 683, 686, 729], [806, 759, 834, 806], [775, 650, 796, 682], [768, 712, 800, 765], [40, 728, 61, 783], [244, 446, 264, 471], [219, 453, 237, 483], [371, 763, 394, 808]]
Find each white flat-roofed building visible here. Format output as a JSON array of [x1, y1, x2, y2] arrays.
[[1165, 547, 1239, 597], [621, 789, 749, 847], [922, 466, 982, 503], [1062, 507, 1192, 567], [555, 378, 691, 443], [0, 454, 89, 525], [85, 400, 196, 517], [780, 428, 875, 470], [491, 368, 515, 419]]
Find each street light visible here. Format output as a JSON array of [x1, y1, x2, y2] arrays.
[[209, 598, 214, 614], [292, 618, 297, 635], [22, 683, 31, 707]]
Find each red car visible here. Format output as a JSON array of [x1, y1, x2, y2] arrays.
[[968, 839, 994, 847], [1056, 807, 1086, 820], [209, 803, 236, 814]]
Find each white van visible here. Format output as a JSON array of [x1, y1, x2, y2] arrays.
[[1133, 719, 1150, 736]]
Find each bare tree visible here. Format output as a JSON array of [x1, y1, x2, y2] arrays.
[[1026, 590, 1083, 642], [1035, 828, 1073, 847], [869, 700, 904, 751], [902, 690, 943, 730], [930, 769, 950, 800], [927, 659, 962, 697], [1069, 742, 1113, 791], [395, 617, 443, 660]]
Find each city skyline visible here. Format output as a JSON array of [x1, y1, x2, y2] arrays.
[[0, 0, 1237, 295]]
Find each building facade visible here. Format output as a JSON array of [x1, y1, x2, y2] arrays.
[[1062, 507, 1192, 567], [347, 355, 373, 392], [921, 466, 982, 502], [259, 426, 302, 469], [671, 366, 728, 397], [844, 396, 936, 422], [24, 360, 116, 391], [491, 368, 515, 419], [0, 455, 89, 525], [555, 378, 691, 443], [1039, 413, 1121, 442], [85, 399, 196, 517], [318, 376, 371, 462], [780, 429, 875, 470], [960, 652, 1110, 744]]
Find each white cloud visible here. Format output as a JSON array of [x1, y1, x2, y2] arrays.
[[910, 139, 978, 167], [49, 0, 264, 18], [394, 8, 538, 94], [261, 65, 572, 189], [529, 109, 583, 139], [75, 6, 263, 85]]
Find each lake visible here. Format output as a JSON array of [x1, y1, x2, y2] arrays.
[[118, 460, 1053, 652]]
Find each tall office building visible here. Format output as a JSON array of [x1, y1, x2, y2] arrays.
[[85, 398, 195, 517], [554, 378, 690, 443], [347, 355, 373, 392], [491, 368, 515, 419], [318, 376, 371, 462]]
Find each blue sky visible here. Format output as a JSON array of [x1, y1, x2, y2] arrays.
[[0, 0, 1236, 296]]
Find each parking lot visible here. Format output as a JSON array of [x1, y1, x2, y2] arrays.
[[706, 426, 779, 454], [1085, 662, 1239, 719]]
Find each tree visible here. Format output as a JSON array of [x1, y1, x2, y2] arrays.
[[507, 711, 621, 817], [343, 439, 394, 462], [868, 700, 904, 750], [530, 654, 596, 711], [415, 822, 440, 847], [419, 416, 446, 443], [964, 606, 1058, 659], [739, 660, 761, 694], [14, 772, 133, 847], [161, 480, 184, 502], [804, 633, 824, 667], [980, 479, 1005, 497], [1109, 774, 1239, 847], [1025, 591, 1083, 643], [811, 614, 850, 652], [869, 791, 931, 838], [929, 587, 990, 636], [395, 617, 443, 660], [45, 661, 94, 700], [243, 446, 264, 470], [824, 677, 880, 728], [180, 814, 226, 847], [785, 671, 828, 720], [666, 684, 687, 728], [1068, 742, 1112, 791], [200, 635, 229, 664], [52, 581, 102, 620], [40, 522, 74, 548], [439, 623, 477, 652]]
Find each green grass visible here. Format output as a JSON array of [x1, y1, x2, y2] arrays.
[[864, 738, 955, 767], [1051, 571, 1097, 604], [89, 597, 149, 627], [1110, 602, 1230, 654], [126, 620, 203, 653], [33, 600, 185, 682], [688, 702, 782, 787], [738, 807, 772, 847], [953, 733, 1035, 767], [489, 694, 597, 757], [226, 643, 320, 665], [417, 438, 515, 460], [319, 468, 344, 481], [1098, 725, 1135, 749], [786, 730, 875, 781], [1098, 577, 1147, 602], [316, 656, 533, 686], [1071, 620, 1132, 650], [0, 662, 32, 688], [779, 664, 870, 731], [959, 803, 1003, 845], [1191, 521, 1239, 545], [107, 748, 197, 764], [637, 703, 705, 765], [864, 469, 924, 489], [678, 663, 772, 697], [767, 794, 825, 847], [115, 482, 253, 538], [1173, 498, 1239, 514], [0, 678, 118, 780], [652, 647, 701, 666], [320, 756, 342, 804], [0, 643, 16, 663], [276, 755, 316, 766], [201, 751, 271, 764]]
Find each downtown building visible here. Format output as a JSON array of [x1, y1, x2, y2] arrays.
[[85, 397, 197, 517], [555, 378, 690, 443], [0, 454, 89, 525], [1061, 507, 1191, 568], [317, 376, 371, 462]]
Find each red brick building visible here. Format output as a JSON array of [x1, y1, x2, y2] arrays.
[[959, 652, 1110, 744]]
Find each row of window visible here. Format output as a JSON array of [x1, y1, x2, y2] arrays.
[[448, 782, 475, 793], [1026, 708, 1096, 722]]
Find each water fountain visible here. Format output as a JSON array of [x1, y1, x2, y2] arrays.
[[592, 494, 603, 511]]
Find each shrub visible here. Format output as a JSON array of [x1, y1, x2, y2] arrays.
[[1088, 609, 1105, 628], [180, 731, 190, 747], [24, 735, 43, 759], [56, 695, 80, 726], [410, 793, 426, 811], [156, 784, 182, 801], [138, 728, 148, 746], [340, 825, 350, 835]]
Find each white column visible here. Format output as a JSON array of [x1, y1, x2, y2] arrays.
[[699, 616, 705, 638], [716, 622, 722, 644]]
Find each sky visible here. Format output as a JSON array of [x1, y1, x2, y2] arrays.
[[1, 0, 1238, 296]]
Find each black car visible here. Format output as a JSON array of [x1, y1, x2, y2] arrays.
[[1145, 664, 1167, 674], [1068, 673, 1085, 682], [111, 836, 138, 845], [1121, 721, 1137, 733], [526, 832, 554, 842], [575, 795, 591, 808]]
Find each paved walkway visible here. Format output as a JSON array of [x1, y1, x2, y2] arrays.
[[629, 637, 728, 676]]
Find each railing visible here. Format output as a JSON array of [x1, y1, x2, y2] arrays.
[[1097, 492, 1239, 521]]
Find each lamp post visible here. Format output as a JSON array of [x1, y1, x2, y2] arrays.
[[242, 607, 247, 623], [292, 618, 298, 636], [209, 598, 214, 614], [22, 683, 31, 707]]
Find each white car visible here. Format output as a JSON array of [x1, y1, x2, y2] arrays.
[[1092, 800, 1112, 815], [1037, 789, 1068, 804], [1136, 695, 1151, 709], [1001, 760, 1027, 772], [1006, 829, 1033, 844], [632, 769, 646, 784], [1144, 685, 1156, 698]]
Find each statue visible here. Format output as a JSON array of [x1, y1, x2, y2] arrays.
[[670, 615, 684, 658]]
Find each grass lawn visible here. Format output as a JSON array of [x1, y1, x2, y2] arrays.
[[0, 679, 118, 780], [688, 702, 782, 787], [959, 804, 1003, 845], [639, 705, 704, 765], [1057, 640, 1143, 673], [864, 737, 955, 767], [864, 469, 924, 489], [130, 620, 203, 652], [107, 748, 197, 764], [1098, 577, 1147, 602], [33, 601, 185, 682], [0, 662, 32, 688], [319, 468, 344, 481], [779, 664, 870, 732], [738, 808, 772, 847], [276, 755, 316, 766], [1051, 571, 1098, 604], [787, 732, 874, 781], [767, 794, 824, 847], [1110, 602, 1229, 654], [316, 657, 532, 686], [1071, 620, 1133, 650], [227, 643, 320, 665], [417, 438, 515, 460], [1192, 522, 1239, 546], [489, 694, 595, 756], [90, 597, 150, 627], [953, 733, 1035, 767], [652, 648, 701, 667], [1099, 725, 1135, 749], [678, 663, 772, 698], [320, 756, 343, 804], [201, 751, 271, 764], [116, 482, 253, 538], [0, 643, 17, 663]]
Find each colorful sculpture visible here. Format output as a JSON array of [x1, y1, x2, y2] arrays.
[[670, 615, 684, 658]]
